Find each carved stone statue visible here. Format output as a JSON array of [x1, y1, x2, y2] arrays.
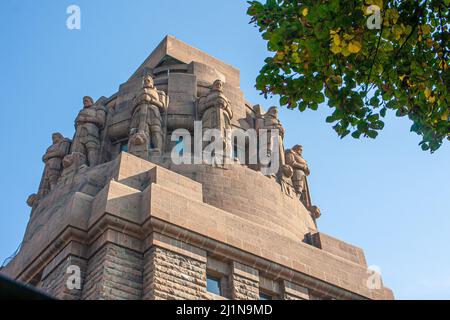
[[255, 106, 286, 175], [285, 144, 310, 200], [278, 164, 295, 198], [129, 75, 168, 159], [308, 205, 321, 220], [61, 151, 87, 177], [197, 79, 233, 156], [71, 96, 106, 167], [256, 106, 285, 159], [38, 133, 71, 197], [26, 193, 39, 210]]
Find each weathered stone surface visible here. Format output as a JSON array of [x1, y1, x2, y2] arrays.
[[143, 247, 207, 300], [39, 255, 87, 300], [128, 75, 168, 159], [83, 243, 143, 300], [285, 145, 310, 203], [197, 79, 233, 161], [71, 96, 106, 167], [38, 133, 71, 197], [282, 280, 310, 300], [0, 36, 394, 301], [2, 151, 393, 300], [231, 262, 259, 300], [130, 35, 240, 88]]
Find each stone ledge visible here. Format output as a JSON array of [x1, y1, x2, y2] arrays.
[[232, 262, 259, 283], [309, 232, 368, 267], [283, 280, 309, 300], [146, 232, 207, 263]]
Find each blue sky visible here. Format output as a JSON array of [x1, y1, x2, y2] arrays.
[[0, 0, 449, 299]]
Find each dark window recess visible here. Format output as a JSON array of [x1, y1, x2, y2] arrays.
[[120, 142, 128, 152], [259, 292, 272, 300], [206, 275, 222, 296]]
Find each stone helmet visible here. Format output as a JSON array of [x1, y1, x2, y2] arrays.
[[292, 144, 303, 153]]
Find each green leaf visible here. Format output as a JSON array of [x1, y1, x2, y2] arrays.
[[421, 143, 430, 151], [280, 96, 289, 106], [370, 96, 380, 107], [314, 23, 329, 40], [352, 130, 362, 139], [313, 92, 325, 104], [367, 130, 379, 139], [310, 102, 319, 110]]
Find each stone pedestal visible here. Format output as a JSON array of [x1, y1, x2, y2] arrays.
[[1, 153, 393, 300]]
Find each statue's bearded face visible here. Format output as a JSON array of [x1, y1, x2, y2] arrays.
[[212, 80, 223, 92], [83, 97, 93, 108], [143, 76, 154, 88]]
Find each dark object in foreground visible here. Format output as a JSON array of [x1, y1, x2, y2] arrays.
[[0, 273, 54, 300]]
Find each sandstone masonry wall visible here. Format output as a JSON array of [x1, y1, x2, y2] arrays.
[[143, 247, 207, 300], [39, 255, 87, 300], [231, 262, 260, 300], [3, 153, 393, 300], [82, 243, 143, 300]]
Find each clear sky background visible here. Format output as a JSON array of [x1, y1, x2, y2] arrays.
[[0, 0, 448, 299]]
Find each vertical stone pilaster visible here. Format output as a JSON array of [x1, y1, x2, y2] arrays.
[[39, 255, 87, 300], [143, 234, 208, 300], [82, 243, 143, 300], [231, 262, 259, 300], [143, 246, 207, 300]]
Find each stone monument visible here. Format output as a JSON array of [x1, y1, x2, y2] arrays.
[[71, 96, 106, 167], [129, 74, 168, 160], [285, 144, 310, 203], [0, 36, 393, 300], [197, 79, 233, 160]]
